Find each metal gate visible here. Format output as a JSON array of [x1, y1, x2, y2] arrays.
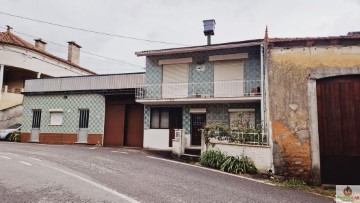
[[317, 75, 360, 184], [30, 109, 41, 142]]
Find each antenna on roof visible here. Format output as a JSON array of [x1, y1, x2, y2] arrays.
[[203, 19, 215, 45]]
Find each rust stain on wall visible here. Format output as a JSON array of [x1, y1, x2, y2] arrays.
[[272, 121, 311, 180]]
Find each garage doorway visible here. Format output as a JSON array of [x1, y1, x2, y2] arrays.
[[103, 95, 144, 147], [316, 75, 360, 184]]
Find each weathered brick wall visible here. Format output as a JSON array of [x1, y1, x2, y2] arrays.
[[268, 45, 360, 181]]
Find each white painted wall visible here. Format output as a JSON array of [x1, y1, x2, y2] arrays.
[[0, 45, 92, 77], [209, 142, 272, 172], [143, 129, 171, 150]]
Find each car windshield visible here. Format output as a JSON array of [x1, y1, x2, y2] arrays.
[[7, 124, 21, 129]]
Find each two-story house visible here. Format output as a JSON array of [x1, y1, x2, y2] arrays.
[[135, 39, 267, 153]]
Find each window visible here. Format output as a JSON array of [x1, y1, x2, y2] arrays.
[[229, 109, 255, 129], [49, 109, 63, 125], [151, 108, 169, 129], [32, 110, 42, 128], [79, 109, 89, 129]]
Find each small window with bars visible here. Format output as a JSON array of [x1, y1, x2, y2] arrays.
[[32, 109, 42, 128], [79, 109, 90, 129]]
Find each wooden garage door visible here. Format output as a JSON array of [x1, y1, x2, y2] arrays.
[[317, 75, 360, 184], [124, 104, 144, 147], [104, 104, 125, 146]]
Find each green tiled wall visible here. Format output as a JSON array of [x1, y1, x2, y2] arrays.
[[22, 94, 105, 134], [144, 103, 261, 134], [145, 46, 261, 91]]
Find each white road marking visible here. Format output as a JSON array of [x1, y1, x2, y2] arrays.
[[111, 151, 128, 154], [146, 156, 272, 185], [0, 155, 11, 160], [88, 147, 97, 150], [29, 157, 41, 161], [19, 161, 32, 166], [40, 163, 140, 203]]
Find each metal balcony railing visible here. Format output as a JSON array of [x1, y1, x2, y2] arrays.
[[136, 80, 261, 100]]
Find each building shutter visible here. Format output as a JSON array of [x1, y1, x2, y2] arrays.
[[162, 64, 189, 98], [214, 60, 244, 97]]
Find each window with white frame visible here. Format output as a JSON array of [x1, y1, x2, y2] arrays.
[[229, 109, 255, 129], [49, 109, 64, 125]]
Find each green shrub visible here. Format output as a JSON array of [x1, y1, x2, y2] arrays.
[[200, 149, 258, 174], [9, 131, 21, 142], [200, 149, 227, 169], [220, 155, 257, 174]]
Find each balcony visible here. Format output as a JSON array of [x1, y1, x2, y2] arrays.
[[136, 80, 261, 104]]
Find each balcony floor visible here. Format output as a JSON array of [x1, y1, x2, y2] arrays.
[[136, 96, 261, 105]]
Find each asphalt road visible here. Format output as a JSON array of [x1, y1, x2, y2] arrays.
[[0, 142, 333, 203]]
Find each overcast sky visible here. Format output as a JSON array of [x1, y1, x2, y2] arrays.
[[1, 0, 360, 74]]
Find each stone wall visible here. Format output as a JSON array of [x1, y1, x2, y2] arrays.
[[0, 104, 23, 129], [268, 45, 360, 181]]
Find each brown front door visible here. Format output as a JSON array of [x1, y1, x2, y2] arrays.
[[104, 104, 125, 146], [317, 75, 360, 184], [191, 114, 206, 146], [124, 104, 144, 147], [169, 108, 182, 147]]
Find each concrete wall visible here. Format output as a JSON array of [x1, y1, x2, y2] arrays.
[[268, 45, 360, 181], [209, 142, 272, 172], [0, 104, 23, 129], [143, 129, 171, 150]]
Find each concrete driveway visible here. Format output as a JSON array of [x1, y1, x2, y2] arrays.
[[0, 142, 333, 203]]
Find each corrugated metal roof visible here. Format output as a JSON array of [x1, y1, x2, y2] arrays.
[[24, 73, 145, 93]]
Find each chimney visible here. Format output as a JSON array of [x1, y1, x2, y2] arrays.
[[34, 38, 47, 51], [6, 25, 13, 32], [67, 41, 81, 65], [203, 19, 216, 45]]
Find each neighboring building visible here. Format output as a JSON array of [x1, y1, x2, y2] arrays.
[[135, 39, 269, 161], [0, 26, 96, 128], [20, 73, 144, 147], [266, 32, 360, 185]]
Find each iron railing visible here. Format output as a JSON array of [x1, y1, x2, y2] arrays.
[[136, 80, 261, 100]]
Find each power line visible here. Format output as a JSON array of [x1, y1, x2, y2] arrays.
[[0, 26, 144, 69], [0, 11, 189, 46]]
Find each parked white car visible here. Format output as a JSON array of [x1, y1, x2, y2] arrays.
[[0, 124, 21, 140]]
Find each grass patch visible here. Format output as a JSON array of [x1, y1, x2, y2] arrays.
[[269, 178, 335, 198]]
